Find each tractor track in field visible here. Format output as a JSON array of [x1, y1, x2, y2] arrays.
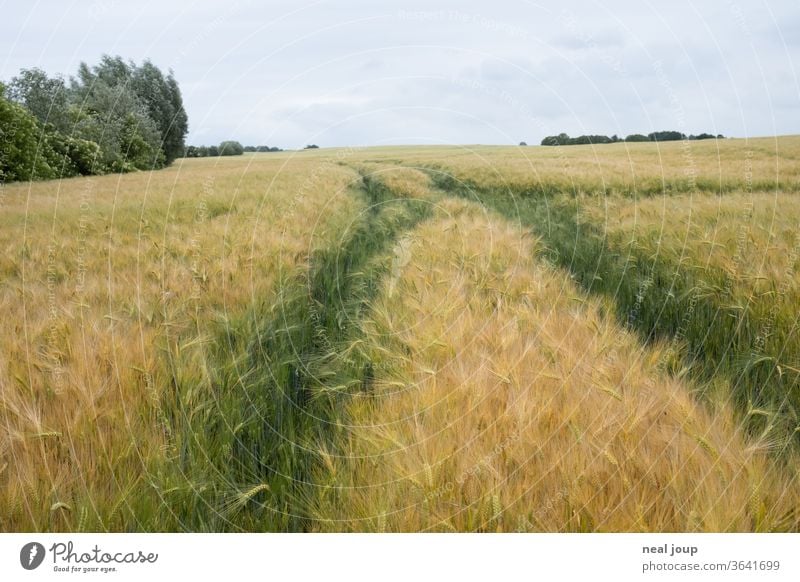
[[422, 167, 800, 451], [170, 165, 435, 531]]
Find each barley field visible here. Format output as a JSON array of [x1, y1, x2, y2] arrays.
[[2, 137, 799, 532]]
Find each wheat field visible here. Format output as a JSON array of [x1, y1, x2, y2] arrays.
[[1, 137, 799, 532], [0, 154, 362, 530], [316, 197, 798, 532]]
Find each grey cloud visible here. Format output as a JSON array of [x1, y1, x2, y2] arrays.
[[3, 0, 798, 146]]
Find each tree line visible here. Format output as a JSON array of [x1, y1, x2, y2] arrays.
[[0, 55, 188, 182], [183, 143, 324, 157], [184, 142, 284, 157], [539, 131, 724, 146]]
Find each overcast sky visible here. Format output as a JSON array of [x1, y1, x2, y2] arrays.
[[3, 0, 798, 148]]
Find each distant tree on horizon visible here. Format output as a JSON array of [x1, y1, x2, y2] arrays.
[[219, 140, 244, 156], [648, 130, 686, 142], [541, 131, 725, 146]]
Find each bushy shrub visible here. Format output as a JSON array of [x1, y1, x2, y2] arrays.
[[0, 83, 56, 181], [44, 130, 101, 177]]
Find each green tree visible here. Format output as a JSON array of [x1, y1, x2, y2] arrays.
[[119, 113, 165, 170], [647, 130, 685, 142], [2, 55, 189, 182], [0, 82, 57, 181], [131, 61, 188, 164], [8, 68, 70, 132], [70, 58, 164, 171], [541, 133, 570, 146], [689, 133, 718, 140], [219, 140, 244, 156]]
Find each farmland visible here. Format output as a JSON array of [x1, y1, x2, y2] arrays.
[[1, 136, 799, 532]]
